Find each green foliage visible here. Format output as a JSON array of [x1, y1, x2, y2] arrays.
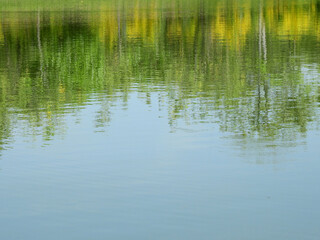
[[0, 0, 319, 150]]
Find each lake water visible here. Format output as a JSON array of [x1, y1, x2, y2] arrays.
[[0, 0, 320, 239]]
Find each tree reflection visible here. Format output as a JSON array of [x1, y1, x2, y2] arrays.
[[0, 0, 319, 151]]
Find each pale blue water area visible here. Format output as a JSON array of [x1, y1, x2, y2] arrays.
[[0, 0, 320, 239], [1, 92, 320, 239]]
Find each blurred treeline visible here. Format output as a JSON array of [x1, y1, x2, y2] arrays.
[[0, 0, 319, 148]]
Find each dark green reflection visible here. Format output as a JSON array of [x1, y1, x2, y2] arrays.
[[0, 0, 319, 151]]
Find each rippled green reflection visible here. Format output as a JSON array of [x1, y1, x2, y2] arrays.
[[0, 0, 320, 150]]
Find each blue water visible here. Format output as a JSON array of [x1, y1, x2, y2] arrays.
[[0, 1, 320, 239]]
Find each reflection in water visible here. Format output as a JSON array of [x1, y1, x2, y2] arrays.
[[1, 1, 320, 240], [0, 0, 319, 151]]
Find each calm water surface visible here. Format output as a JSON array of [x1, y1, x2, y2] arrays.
[[0, 0, 320, 239]]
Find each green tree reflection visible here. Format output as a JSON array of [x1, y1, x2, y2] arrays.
[[0, 0, 319, 151]]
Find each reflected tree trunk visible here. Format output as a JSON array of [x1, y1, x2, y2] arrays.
[[259, 1, 267, 61], [117, 6, 122, 55], [259, 0, 270, 130], [37, 10, 46, 84], [256, 0, 269, 131]]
